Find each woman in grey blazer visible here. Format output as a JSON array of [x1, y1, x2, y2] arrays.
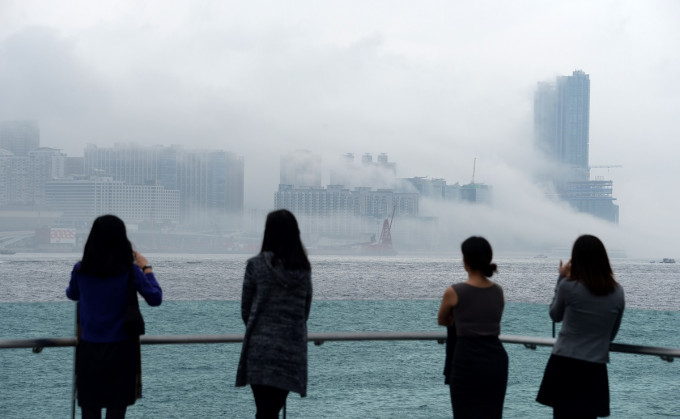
[[537, 235, 625, 418], [236, 209, 313, 418]]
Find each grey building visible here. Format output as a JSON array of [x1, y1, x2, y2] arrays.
[[0, 147, 66, 207], [0, 120, 40, 156], [534, 70, 618, 223], [405, 177, 446, 200], [445, 182, 493, 204], [535, 70, 590, 183], [83, 144, 244, 222]]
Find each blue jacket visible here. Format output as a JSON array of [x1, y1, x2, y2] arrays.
[[66, 262, 162, 342]]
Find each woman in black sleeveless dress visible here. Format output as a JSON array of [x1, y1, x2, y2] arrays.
[[438, 236, 508, 418]]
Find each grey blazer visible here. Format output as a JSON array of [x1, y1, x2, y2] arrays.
[[550, 276, 625, 363]]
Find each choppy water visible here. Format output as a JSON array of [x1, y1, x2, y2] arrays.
[[1, 253, 679, 418]]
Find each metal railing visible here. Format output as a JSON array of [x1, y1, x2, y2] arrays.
[[1, 332, 678, 362]]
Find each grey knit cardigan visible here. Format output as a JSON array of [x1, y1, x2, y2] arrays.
[[235, 251, 313, 396]]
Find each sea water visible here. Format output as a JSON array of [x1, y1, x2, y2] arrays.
[[1, 254, 679, 418]]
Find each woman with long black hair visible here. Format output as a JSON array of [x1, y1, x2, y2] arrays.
[[236, 209, 313, 418], [438, 236, 508, 418], [66, 215, 162, 419], [537, 235, 625, 418]]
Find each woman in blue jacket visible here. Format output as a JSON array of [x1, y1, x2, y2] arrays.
[[66, 215, 162, 419]]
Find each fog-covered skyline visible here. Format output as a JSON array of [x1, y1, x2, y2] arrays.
[[1, 1, 679, 258]]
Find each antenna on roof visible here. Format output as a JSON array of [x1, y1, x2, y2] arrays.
[[471, 157, 477, 184]]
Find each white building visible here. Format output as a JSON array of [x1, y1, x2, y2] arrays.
[[45, 177, 180, 224]]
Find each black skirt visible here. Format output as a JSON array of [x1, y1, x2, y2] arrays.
[[449, 336, 508, 419], [537, 354, 610, 417], [76, 338, 142, 408]]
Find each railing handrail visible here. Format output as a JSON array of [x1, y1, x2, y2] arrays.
[[0, 332, 678, 362]]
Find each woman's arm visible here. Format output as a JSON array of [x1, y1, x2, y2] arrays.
[[610, 288, 625, 341], [135, 267, 163, 306], [549, 277, 567, 322], [549, 260, 570, 322], [65, 263, 80, 301], [133, 251, 162, 306], [304, 274, 313, 321], [437, 286, 458, 326]]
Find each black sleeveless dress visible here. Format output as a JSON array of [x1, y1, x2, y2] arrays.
[[446, 283, 508, 419]]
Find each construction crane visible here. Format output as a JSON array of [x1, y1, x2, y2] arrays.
[[378, 206, 396, 249]]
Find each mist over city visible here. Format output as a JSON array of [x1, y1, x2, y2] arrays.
[[0, 1, 679, 258]]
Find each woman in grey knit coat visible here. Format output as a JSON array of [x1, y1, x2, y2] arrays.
[[236, 209, 313, 418]]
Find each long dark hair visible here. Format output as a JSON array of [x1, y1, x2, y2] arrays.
[[261, 209, 311, 271], [461, 236, 497, 278], [569, 234, 617, 295], [80, 214, 134, 277]]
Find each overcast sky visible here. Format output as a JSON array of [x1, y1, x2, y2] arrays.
[[1, 1, 679, 258]]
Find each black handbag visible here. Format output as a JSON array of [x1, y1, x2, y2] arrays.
[[124, 269, 146, 336]]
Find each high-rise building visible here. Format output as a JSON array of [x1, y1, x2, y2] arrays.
[[83, 144, 244, 222], [0, 120, 40, 156], [0, 147, 65, 207], [534, 70, 590, 183], [534, 70, 618, 223]]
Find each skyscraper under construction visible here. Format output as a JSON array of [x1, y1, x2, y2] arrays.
[[534, 70, 619, 223]]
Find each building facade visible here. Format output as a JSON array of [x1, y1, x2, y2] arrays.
[[83, 144, 244, 221], [0, 147, 66, 207], [534, 70, 618, 222], [0, 120, 40, 156], [45, 177, 180, 224], [534, 70, 590, 183]]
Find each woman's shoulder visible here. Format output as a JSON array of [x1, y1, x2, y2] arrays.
[[453, 281, 501, 290], [247, 252, 267, 265], [246, 253, 274, 274]]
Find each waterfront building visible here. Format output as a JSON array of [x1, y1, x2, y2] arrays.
[[0, 147, 66, 207], [404, 177, 446, 200], [275, 184, 418, 219], [445, 182, 493, 204], [274, 184, 418, 238], [534, 70, 618, 222], [83, 144, 244, 222], [0, 120, 40, 156], [65, 157, 84, 177], [28, 148, 66, 205], [0, 150, 17, 206], [45, 177, 180, 224]]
